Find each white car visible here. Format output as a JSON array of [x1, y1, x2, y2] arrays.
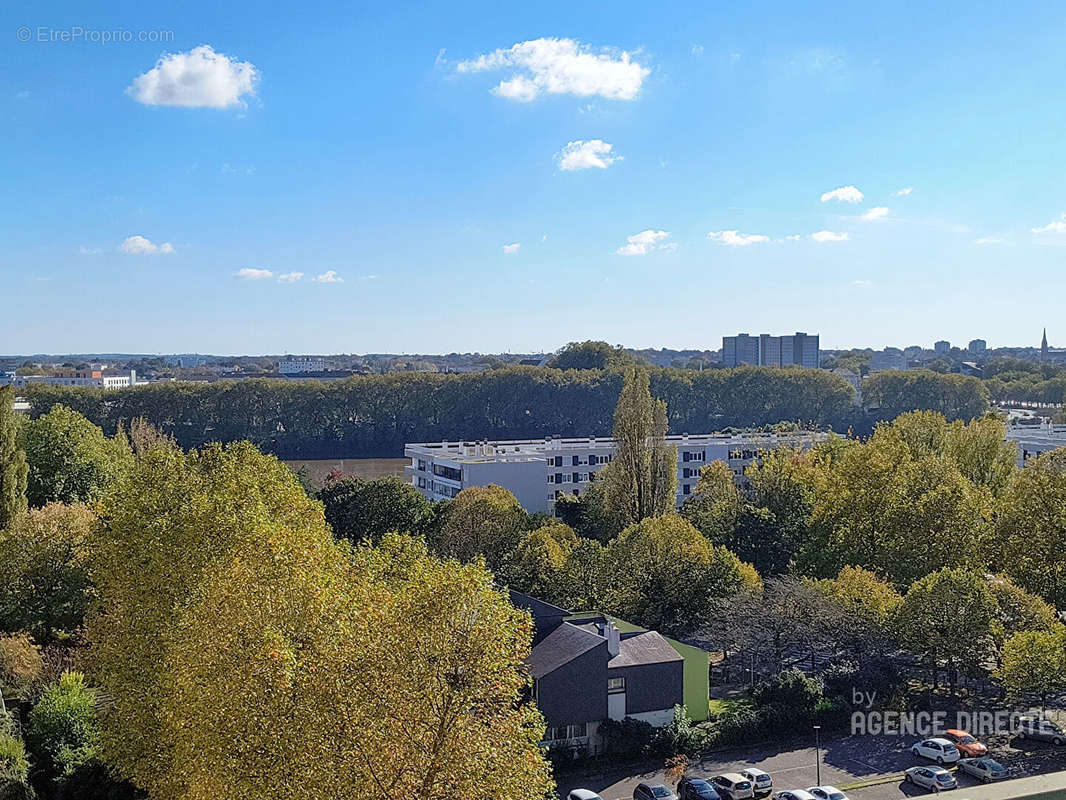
[[740, 769, 773, 797], [911, 738, 961, 765], [711, 774, 754, 800], [774, 792, 816, 800], [904, 766, 957, 791], [806, 787, 848, 800], [957, 757, 1007, 782], [568, 792, 604, 800]]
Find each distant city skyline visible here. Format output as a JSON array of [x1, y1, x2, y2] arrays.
[[4, 1, 1066, 353]]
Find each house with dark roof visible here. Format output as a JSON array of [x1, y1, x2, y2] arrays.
[[511, 591, 691, 757]]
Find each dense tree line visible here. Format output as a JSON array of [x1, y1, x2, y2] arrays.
[[20, 365, 861, 459]]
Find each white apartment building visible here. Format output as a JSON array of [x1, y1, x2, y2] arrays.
[[279, 356, 326, 374], [405, 430, 828, 513], [11, 369, 136, 389]]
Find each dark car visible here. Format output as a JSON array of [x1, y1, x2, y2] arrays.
[[635, 784, 678, 800], [678, 778, 722, 800]]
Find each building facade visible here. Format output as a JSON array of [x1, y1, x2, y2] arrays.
[[278, 356, 327, 374], [405, 429, 827, 513], [10, 369, 136, 389], [722, 332, 819, 368], [1006, 420, 1066, 467], [968, 339, 987, 353], [934, 340, 951, 353], [868, 348, 907, 372]]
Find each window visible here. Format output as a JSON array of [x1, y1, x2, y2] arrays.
[[589, 454, 598, 465], [417, 477, 426, 488], [554, 456, 563, 467], [682, 483, 691, 495], [607, 676, 625, 693], [566, 722, 587, 738], [555, 472, 563, 484], [572, 472, 580, 484], [417, 459, 427, 471], [572, 455, 580, 466], [432, 464, 462, 481]]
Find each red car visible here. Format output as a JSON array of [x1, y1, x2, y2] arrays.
[[944, 729, 988, 757]]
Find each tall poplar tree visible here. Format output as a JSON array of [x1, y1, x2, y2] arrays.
[[0, 386, 28, 529], [602, 369, 677, 526]]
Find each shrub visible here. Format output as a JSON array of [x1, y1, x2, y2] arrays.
[[752, 668, 823, 716], [598, 717, 656, 758]]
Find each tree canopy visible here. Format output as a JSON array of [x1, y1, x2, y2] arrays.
[[0, 387, 27, 530]]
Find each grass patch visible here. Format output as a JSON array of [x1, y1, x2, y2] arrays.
[[708, 697, 754, 717]]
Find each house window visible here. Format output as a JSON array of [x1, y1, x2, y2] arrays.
[[589, 454, 598, 465], [417, 477, 427, 489], [554, 456, 563, 467], [682, 483, 692, 495], [417, 459, 427, 471], [607, 677, 626, 693], [566, 722, 587, 738], [572, 472, 580, 484], [547, 474, 554, 484], [572, 455, 580, 466]]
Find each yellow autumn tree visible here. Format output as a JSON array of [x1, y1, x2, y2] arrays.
[[88, 440, 552, 800]]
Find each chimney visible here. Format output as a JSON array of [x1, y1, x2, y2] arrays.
[[600, 620, 620, 657]]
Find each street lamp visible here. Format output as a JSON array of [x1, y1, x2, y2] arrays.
[[813, 725, 822, 786]]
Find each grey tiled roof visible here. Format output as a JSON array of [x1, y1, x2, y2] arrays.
[[525, 622, 604, 678], [608, 631, 683, 669]]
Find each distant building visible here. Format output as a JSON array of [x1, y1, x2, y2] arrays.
[[0, 371, 15, 386], [1006, 420, 1066, 468], [511, 591, 704, 758], [405, 429, 827, 514], [278, 356, 327, 374], [968, 339, 987, 354], [721, 332, 819, 368], [934, 340, 951, 354], [13, 369, 136, 390], [868, 348, 907, 373]]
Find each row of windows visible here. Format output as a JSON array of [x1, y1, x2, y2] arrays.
[[551, 454, 614, 467], [681, 450, 706, 463], [543, 723, 588, 742], [432, 464, 462, 481], [548, 472, 592, 485]]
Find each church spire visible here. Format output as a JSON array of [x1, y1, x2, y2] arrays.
[[1042, 328, 1049, 361]]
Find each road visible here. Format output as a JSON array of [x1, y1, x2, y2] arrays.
[[556, 733, 1066, 800]]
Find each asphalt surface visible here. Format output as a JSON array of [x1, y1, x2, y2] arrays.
[[556, 733, 1066, 800]]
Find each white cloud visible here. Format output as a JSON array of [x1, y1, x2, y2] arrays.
[[617, 229, 675, 256], [820, 185, 864, 204], [456, 38, 649, 102], [503, 243, 521, 254], [811, 230, 849, 242], [127, 45, 259, 109], [1032, 213, 1066, 234], [707, 230, 770, 246], [313, 270, 343, 283], [236, 268, 273, 280], [895, 187, 913, 196], [975, 237, 1005, 245], [556, 139, 621, 171], [120, 235, 174, 255], [690, 44, 704, 57], [861, 206, 890, 221], [277, 272, 303, 283], [78, 246, 102, 255], [851, 279, 873, 286], [784, 234, 802, 241]]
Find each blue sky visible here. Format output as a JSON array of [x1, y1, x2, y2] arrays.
[[3, 0, 1066, 355]]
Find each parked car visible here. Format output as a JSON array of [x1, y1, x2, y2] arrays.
[[773, 792, 816, 800], [911, 738, 961, 764], [1017, 716, 1066, 745], [568, 792, 604, 800], [904, 766, 957, 792], [740, 769, 773, 797], [957, 757, 1007, 782], [635, 784, 677, 800], [943, 729, 988, 757], [678, 778, 722, 800], [806, 787, 848, 800], [711, 773, 755, 800]]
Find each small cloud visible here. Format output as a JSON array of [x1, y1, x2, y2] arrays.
[[617, 229, 675, 256], [820, 185, 864, 204], [78, 245, 102, 255], [14, 90, 30, 100], [503, 243, 521, 254], [434, 48, 448, 67], [1032, 214, 1066, 234], [975, 237, 1005, 245], [361, 274, 378, 280], [313, 270, 343, 283], [861, 206, 890, 221], [895, 187, 913, 196], [120, 235, 174, 255], [127, 45, 259, 109], [811, 230, 849, 242], [556, 139, 621, 171], [851, 279, 873, 286], [707, 230, 770, 247], [221, 163, 256, 176], [236, 268, 273, 280], [277, 272, 303, 283], [784, 234, 802, 241], [691, 44, 704, 57], [456, 37, 650, 102]]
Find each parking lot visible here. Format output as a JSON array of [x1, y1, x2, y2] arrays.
[[556, 733, 1066, 800]]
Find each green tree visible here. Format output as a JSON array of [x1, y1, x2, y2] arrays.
[[88, 442, 552, 800], [433, 485, 529, 571], [996, 450, 1066, 608], [0, 504, 97, 643], [318, 475, 434, 544], [20, 405, 132, 508], [550, 538, 608, 611], [994, 626, 1066, 710], [0, 388, 27, 531], [506, 522, 578, 597], [0, 726, 31, 800], [894, 568, 999, 693], [26, 671, 99, 786], [553, 477, 621, 542], [681, 461, 742, 543], [601, 369, 677, 526], [603, 514, 750, 635], [987, 574, 1059, 665], [863, 370, 989, 421], [0, 634, 43, 705], [546, 341, 641, 370]]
